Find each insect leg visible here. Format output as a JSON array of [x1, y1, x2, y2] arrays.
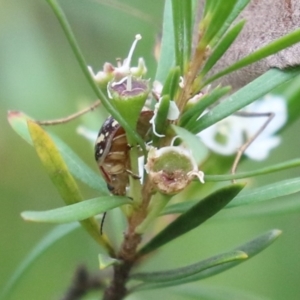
[[126, 169, 140, 179], [100, 212, 107, 235]]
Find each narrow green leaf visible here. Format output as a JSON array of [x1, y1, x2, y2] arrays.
[[172, 0, 185, 73], [183, 0, 193, 61], [52, 136, 108, 194], [173, 284, 269, 300], [7, 111, 108, 194], [28, 120, 83, 205], [155, 0, 175, 83], [196, 68, 300, 134], [206, 28, 300, 85], [162, 177, 300, 215], [138, 184, 244, 256], [216, 198, 300, 220], [200, 20, 245, 77], [7, 111, 33, 144], [200, 0, 238, 47], [209, 0, 250, 48], [153, 95, 170, 144], [134, 230, 281, 291], [27, 121, 113, 253], [282, 73, 300, 126], [162, 201, 196, 216], [99, 254, 120, 270], [205, 159, 300, 181], [161, 66, 181, 99], [21, 196, 131, 223], [0, 223, 79, 300], [131, 250, 247, 283], [227, 177, 300, 208]]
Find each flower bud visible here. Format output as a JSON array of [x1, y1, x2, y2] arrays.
[[107, 77, 150, 129]]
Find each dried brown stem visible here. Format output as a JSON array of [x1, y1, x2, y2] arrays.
[[177, 41, 207, 114], [61, 265, 104, 300], [35, 100, 101, 125]]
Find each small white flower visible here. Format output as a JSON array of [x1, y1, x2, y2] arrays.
[[88, 63, 114, 84], [198, 94, 287, 161], [113, 34, 143, 78], [88, 34, 147, 86], [130, 57, 147, 77], [198, 115, 244, 155], [244, 95, 287, 160]]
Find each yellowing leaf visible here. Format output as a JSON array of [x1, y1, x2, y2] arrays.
[[27, 120, 114, 254]]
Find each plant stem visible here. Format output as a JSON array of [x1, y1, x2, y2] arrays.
[[102, 179, 153, 300], [177, 44, 207, 113]]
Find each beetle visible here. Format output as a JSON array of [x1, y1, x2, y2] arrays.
[[95, 110, 153, 195]]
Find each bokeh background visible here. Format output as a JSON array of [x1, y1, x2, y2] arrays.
[[1, 0, 300, 299]]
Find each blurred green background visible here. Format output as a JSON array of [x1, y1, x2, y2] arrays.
[[1, 0, 300, 299]]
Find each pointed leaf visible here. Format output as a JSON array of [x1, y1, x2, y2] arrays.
[[206, 28, 300, 84], [98, 254, 120, 270], [205, 159, 300, 182], [163, 177, 300, 215], [209, 0, 250, 48], [155, 0, 175, 82], [28, 120, 83, 205], [27, 120, 113, 252], [196, 68, 300, 134], [161, 66, 181, 99], [200, 0, 238, 47], [183, 0, 193, 61], [7, 111, 108, 194], [138, 183, 244, 256], [174, 284, 269, 300], [227, 177, 300, 208], [153, 95, 170, 144], [200, 20, 245, 77], [217, 198, 300, 220], [134, 229, 281, 291], [172, 0, 185, 72], [131, 250, 247, 283], [21, 196, 131, 223]]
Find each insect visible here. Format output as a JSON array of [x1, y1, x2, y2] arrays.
[[94, 110, 153, 195]]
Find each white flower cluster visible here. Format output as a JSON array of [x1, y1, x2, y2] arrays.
[[198, 95, 287, 161]]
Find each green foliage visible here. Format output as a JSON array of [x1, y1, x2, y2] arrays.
[[7, 111, 108, 194], [4, 0, 300, 299], [134, 230, 281, 291], [21, 196, 131, 223], [139, 184, 244, 256], [132, 251, 247, 283]]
